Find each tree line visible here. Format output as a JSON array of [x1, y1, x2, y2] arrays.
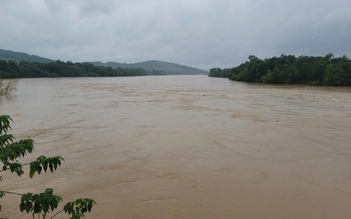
[[0, 59, 164, 78], [209, 53, 351, 86]]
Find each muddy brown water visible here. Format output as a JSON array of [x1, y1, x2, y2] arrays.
[[1, 75, 351, 219]]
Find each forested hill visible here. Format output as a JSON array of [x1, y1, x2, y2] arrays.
[[0, 49, 207, 75], [0, 59, 150, 78], [91, 60, 207, 75], [0, 49, 54, 63], [209, 54, 351, 86]]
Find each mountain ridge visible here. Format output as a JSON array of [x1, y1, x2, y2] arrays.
[[0, 49, 208, 75], [90, 60, 207, 75], [0, 48, 54, 63]]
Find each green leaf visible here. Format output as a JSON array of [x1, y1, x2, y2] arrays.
[[42, 202, 49, 214], [0, 115, 12, 135], [19, 202, 25, 212], [53, 161, 57, 170], [45, 188, 53, 195], [33, 202, 41, 213], [49, 163, 53, 173], [37, 165, 42, 174], [43, 160, 48, 172], [29, 165, 36, 178], [25, 201, 33, 213]]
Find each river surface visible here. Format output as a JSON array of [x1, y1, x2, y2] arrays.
[[1, 75, 351, 219]]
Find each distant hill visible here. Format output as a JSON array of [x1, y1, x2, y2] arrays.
[[91, 60, 207, 75], [0, 48, 208, 75], [0, 49, 54, 63]]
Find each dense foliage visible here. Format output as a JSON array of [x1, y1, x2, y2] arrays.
[[0, 115, 96, 219], [0, 59, 149, 78], [209, 53, 351, 86]]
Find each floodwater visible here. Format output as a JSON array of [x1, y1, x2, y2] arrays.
[[1, 75, 351, 219]]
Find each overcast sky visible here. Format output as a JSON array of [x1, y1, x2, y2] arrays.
[[1, 0, 350, 70]]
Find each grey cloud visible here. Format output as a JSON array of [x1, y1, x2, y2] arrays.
[[0, 0, 350, 70]]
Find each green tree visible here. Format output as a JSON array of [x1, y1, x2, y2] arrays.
[[261, 67, 282, 84], [218, 53, 351, 86], [208, 68, 223, 77], [0, 61, 7, 72], [230, 67, 248, 81], [324, 52, 334, 62], [6, 60, 22, 78], [0, 115, 96, 219], [322, 64, 345, 86]]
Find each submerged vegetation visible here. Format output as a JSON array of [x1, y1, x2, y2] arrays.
[[0, 80, 17, 97], [209, 53, 351, 86]]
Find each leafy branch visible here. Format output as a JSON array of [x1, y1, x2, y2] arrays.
[[20, 188, 62, 219], [29, 156, 64, 178], [61, 198, 96, 219], [0, 115, 96, 218]]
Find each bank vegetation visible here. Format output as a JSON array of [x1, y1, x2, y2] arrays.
[[209, 53, 351, 86]]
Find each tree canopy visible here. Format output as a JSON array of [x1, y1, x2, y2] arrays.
[[209, 53, 351, 86]]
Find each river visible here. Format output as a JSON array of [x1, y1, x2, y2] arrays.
[[1, 75, 351, 219]]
